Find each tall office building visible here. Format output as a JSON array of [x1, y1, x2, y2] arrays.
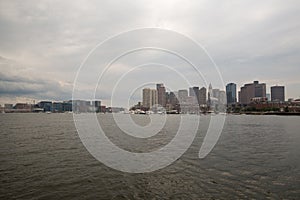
[[207, 83, 212, 106], [212, 89, 220, 99], [271, 86, 285, 102], [178, 89, 188, 103], [219, 91, 227, 105], [151, 89, 158, 106], [143, 88, 158, 109], [193, 87, 200, 104], [189, 87, 195, 96], [208, 84, 213, 96], [157, 83, 166, 107], [239, 81, 266, 104], [143, 88, 151, 108], [226, 83, 237, 104], [199, 87, 207, 105], [169, 92, 178, 106]]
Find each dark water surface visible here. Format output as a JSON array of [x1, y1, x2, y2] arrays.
[[0, 113, 299, 199]]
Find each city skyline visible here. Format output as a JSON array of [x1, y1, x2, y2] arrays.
[[0, 80, 294, 108], [2, 80, 299, 114]]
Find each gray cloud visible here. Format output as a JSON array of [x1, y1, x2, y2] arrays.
[[0, 0, 299, 106], [0, 57, 72, 102]]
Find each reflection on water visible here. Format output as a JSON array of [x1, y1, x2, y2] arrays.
[[0, 113, 299, 199]]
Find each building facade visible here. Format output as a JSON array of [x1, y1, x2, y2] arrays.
[[199, 87, 207, 105], [178, 89, 188, 103], [219, 91, 227, 105], [239, 81, 266, 105], [151, 89, 158, 106], [142, 88, 157, 109], [38, 101, 53, 112], [226, 83, 237, 104], [91, 100, 101, 112], [157, 83, 166, 107], [271, 86, 285, 102], [52, 102, 63, 112], [207, 83, 213, 106]]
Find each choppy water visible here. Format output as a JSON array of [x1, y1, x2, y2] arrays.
[[0, 113, 299, 199]]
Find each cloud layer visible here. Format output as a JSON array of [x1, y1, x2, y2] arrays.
[[0, 0, 299, 106]]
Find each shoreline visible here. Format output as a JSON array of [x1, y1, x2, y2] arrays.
[[1, 111, 300, 116], [230, 112, 300, 116]]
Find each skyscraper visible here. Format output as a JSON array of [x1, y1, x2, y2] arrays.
[[143, 88, 152, 108], [142, 88, 158, 109], [192, 87, 200, 104], [226, 83, 237, 104], [199, 87, 207, 105], [189, 87, 195, 97], [151, 89, 158, 106], [207, 83, 212, 106], [239, 81, 266, 104], [271, 86, 285, 102], [208, 83, 212, 96], [219, 91, 227, 105], [178, 89, 188, 103], [169, 92, 178, 107], [212, 89, 220, 99], [157, 83, 166, 107]]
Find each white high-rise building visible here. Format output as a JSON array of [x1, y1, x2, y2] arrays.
[[151, 89, 158, 106], [178, 89, 188, 103], [143, 88, 158, 108]]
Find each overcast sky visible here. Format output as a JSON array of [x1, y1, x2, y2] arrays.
[[0, 0, 299, 107]]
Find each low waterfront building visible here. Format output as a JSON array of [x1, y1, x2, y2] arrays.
[[52, 102, 63, 112], [38, 101, 52, 112]]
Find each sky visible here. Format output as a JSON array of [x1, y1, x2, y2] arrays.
[[0, 0, 299, 107]]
